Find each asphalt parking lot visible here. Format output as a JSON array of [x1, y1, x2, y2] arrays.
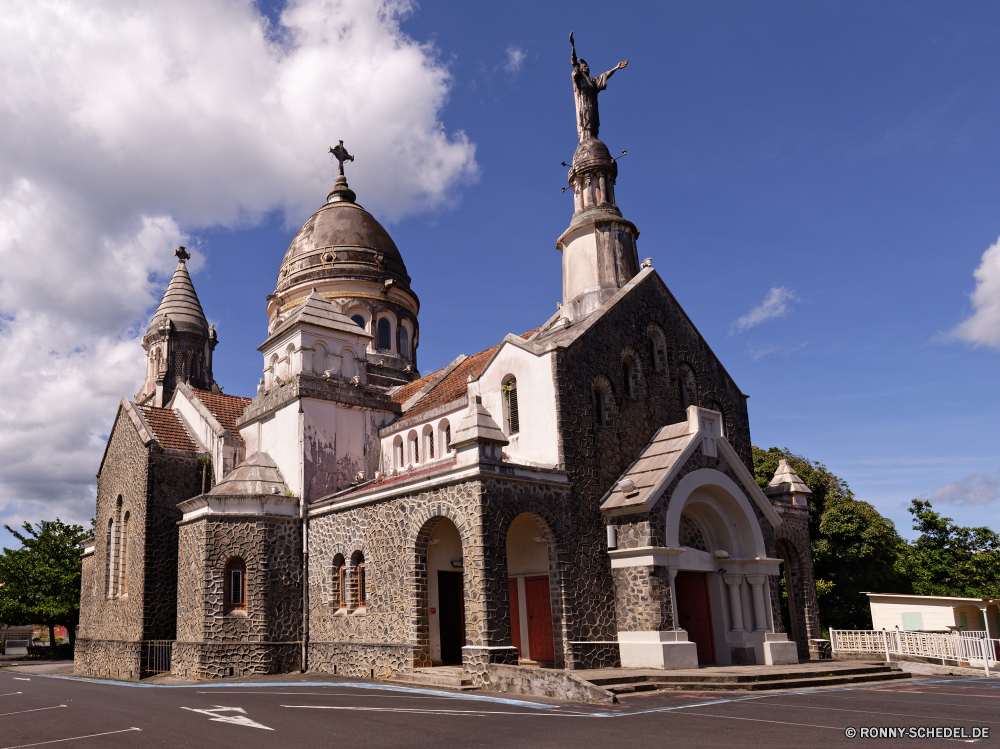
[[1, 667, 997, 748]]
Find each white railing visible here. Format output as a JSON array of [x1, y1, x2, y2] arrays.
[[831, 629, 999, 677]]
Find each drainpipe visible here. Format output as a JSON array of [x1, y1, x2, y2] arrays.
[[301, 495, 309, 672]]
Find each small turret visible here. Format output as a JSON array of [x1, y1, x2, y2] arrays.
[[136, 248, 217, 407]]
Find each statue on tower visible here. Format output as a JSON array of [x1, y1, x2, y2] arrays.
[[570, 32, 628, 143]]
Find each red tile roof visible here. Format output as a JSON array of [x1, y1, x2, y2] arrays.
[[192, 389, 252, 436], [138, 405, 199, 453], [400, 328, 540, 421], [390, 371, 436, 405]]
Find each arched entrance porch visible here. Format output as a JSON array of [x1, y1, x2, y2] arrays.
[[412, 515, 468, 667], [505, 514, 555, 665]]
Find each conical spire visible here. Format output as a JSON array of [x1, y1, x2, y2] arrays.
[[764, 459, 812, 498], [146, 247, 209, 338]]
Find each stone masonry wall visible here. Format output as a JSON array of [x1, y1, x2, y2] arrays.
[[611, 565, 674, 632], [173, 514, 303, 680], [774, 511, 823, 658], [550, 272, 752, 660], [307, 470, 580, 682]]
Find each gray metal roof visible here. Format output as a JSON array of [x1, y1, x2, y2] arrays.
[[146, 258, 209, 337], [209, 451, 288, 496]]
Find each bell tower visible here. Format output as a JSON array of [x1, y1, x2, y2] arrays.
[[136, 247, 217, 407]]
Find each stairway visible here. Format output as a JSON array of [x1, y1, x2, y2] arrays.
[[386, 666, 478, 691], [585, 663, 911, 696]]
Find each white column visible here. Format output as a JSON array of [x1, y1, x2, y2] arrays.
[[723, 575, 745, 632], [746, 574, 770, 632]]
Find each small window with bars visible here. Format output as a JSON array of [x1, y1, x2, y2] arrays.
[[225, 559, 246, 611], [503, 377, 519, 435]]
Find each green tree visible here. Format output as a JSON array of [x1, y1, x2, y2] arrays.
[[753, 447, 908, 630], [899, 499, 1000, 599], [0, 519, 88, 648]]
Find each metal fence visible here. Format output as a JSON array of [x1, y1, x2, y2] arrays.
[[831, 629, 999, 677], [141, 640, 172, 676]]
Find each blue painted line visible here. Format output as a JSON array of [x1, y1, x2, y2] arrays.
[[20, 673, 557, 709]]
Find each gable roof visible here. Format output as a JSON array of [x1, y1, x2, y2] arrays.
[[600, 407, 782, 528], [259, 289, 369, 350], [191, 388, 252, 436], [137, 404, 200, 453], [396, 328, 540, 422]]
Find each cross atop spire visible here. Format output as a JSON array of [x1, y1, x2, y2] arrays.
[[329, 140, 354, 178], [175, 246, 191, 261]]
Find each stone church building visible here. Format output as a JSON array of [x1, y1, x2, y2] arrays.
[[76, 77, 824, 684]]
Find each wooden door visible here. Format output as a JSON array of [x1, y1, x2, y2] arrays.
[[437, 571, 466, 665], [675, 571, 716, 664], [509, 579, 522, 658], [525, 576, 554, 663]]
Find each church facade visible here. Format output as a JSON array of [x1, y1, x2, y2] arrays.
[[76, 66, 824, 684]]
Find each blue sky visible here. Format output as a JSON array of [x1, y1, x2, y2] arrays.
[[1, 0, 998, 548]]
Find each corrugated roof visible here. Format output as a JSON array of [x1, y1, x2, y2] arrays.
[[398, 328, 540, 421], [138, 405, 199, 453], [191, 389, 252, 436]]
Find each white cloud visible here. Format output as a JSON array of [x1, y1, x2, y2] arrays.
[[951, 237, 1000, 349], [732, 287, 799, 334], [502, 45, 527, 74], [0, 0, 477, 530], [920, 472, 1000, 507]]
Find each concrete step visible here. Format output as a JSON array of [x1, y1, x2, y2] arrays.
[[386, 668, 478, 691], [588, 664, 897, 687], [609, 670, 911, 695]]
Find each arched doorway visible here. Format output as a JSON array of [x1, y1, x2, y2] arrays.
[[425, 518, 465, 665], [774, 539, 807, 659], [505, 514, 554, 665]]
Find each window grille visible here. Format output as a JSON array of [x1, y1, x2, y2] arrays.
[[338, 564, 346, 608], [427, 432, 434, 460], [357, 562, 366, 607], [444, 425, 451, 453], [225, 559, 246, 611]]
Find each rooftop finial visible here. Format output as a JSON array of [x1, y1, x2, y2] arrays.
[[326, 141, 358, 204], [329, 140, 354, 178], [174, 246, 190, 261], [569, 32, 628, 144]]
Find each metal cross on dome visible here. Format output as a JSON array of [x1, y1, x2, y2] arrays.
[[329, 140, 354, 177]]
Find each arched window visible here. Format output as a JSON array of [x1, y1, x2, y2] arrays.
[[593, 377, 614, 428], [111, 497, 123, 596], [622, 357, 637, 399], [647, 324, 666, 373], [332, 554, 346, 609], [679, 363, 698, 410], [105, 518, 114, 598], [422, 424, 434, 460], [393, 435, 403, 469], [351, 314, 366, 330], [225, 558, 247, 612], [439, 420, 452, 454], [502, 376, 519, 435], [407, 431, 419, 464], [313, 342, 328, 375], [377, 318, 392, 351], [399, 326, 409, 360], [352, 551, 366, 608], [120, 512, 130, 595]]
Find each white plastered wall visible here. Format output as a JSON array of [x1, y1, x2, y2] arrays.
[[868, 596, 988, 632], [560, 225, 600, 302], [475, 344, 558, 467], [380, 407, 462, 472]]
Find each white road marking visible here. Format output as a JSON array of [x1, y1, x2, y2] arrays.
[[180, 705, 273, 730], [752, 701, 1000, 724], [281, 705, 578, 717], [674, 711, 842, 730], [0, 692, 23, 697], [0, 705, 66, 717], [0, 727, 141, 749], [11, 678, 30, 681]]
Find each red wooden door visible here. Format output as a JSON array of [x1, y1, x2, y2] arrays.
[[509, 579, 522, 658], [525, 576, 554, 663], [675, 571, 716, 664]]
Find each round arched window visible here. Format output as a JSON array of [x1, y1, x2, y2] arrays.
[[377, 318, 392, 351]]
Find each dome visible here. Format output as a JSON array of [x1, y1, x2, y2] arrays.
[[274, 193, 411, 297], [569, 137, 616, 179]]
